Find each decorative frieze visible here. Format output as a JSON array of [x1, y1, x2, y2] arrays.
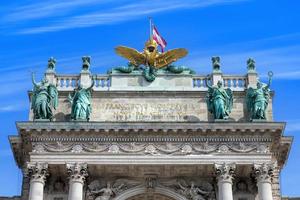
[[32, 141, 270, 155]]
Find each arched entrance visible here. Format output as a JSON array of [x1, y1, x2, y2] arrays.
[[114, 187, 187, 200], [127, 193, 175, 200]]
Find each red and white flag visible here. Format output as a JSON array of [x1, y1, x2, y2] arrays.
[[152, 26, 167, 52]]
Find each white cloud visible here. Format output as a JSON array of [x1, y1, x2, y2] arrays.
[[7, 0, 248, 34], [0, 102, 28, 112], [4, 0, 115, 22], [286, 119, 300, 132]]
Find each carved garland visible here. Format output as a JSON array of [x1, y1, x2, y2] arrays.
[[32, 142, 270, 155]]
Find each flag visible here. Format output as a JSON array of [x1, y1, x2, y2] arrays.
[[152, 26, 167, 52]]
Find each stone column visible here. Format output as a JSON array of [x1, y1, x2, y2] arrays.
[[215, 163, 236, 200], [254, 163, 275, 200], [27, 162, 49, 200], [66, 163, 88, 200]]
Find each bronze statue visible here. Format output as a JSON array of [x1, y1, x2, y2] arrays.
[[68, 77, 95, 121], [206, 80, 233, 120], [31, 72, 58, 120], [246, 71, 273, 120]]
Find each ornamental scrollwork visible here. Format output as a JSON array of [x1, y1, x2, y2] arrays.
[[32, 142, 270, 155]]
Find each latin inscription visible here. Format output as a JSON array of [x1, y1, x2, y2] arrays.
[[96, 101, 200, 121]]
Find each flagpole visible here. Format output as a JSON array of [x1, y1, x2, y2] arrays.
[[149, 17, 153, 39]]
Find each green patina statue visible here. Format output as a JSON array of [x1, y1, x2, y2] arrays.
[[206, 80, 233, 120], [246, 71, 273, 120], [212, 56, 221, 73], [31, 72, 58, 120], [68, 77, 95, 121], [247, 58, 256, 72]]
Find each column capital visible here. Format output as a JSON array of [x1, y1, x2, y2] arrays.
[[215, 163, 236, 183], [26, 162, 49, 184], [253, 163, 275, 184], [66, 163, 88, 184]]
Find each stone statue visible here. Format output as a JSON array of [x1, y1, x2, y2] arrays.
[[246, 71, 273, 120], [68, 77, 95, 121], [31, 72, 58, 120], [206, 80, 233, 120]]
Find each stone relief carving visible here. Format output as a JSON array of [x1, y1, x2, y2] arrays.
[[160, 178, 216, 200], [86, 177, 216, 200], [32, 141, 270, 155], [86, 179, 141, 200]]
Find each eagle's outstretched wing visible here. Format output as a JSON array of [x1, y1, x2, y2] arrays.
[[115, 46, 145, 66], [155, 48, 188, 68]]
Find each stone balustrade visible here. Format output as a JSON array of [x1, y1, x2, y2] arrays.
[[53, 73, 252, 92]]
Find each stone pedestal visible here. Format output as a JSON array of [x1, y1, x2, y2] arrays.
[[254, 163, 274, 200], [215, 163, 235, 200], [66, 163, 88, 200], [246, 72, 258, 88], [27, 163, 48, 200]]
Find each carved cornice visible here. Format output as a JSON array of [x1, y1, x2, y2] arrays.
[[215, 163, 236, 184], [253, 163, 275, 184], [26, 162, 49, 184], [16, 121, 285, 133], [66, 163, 88, 184]]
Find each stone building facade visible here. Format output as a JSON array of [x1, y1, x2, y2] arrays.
[[7, 59, 293, 200]]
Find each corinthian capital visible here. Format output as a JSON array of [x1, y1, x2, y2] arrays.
[[253, 163, 275, 184], [66, 163, 88, 183], [26, 162, 49, 184], [215, 163, 236, 183]]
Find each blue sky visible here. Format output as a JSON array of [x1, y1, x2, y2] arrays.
[[0, 0, 299, 197]]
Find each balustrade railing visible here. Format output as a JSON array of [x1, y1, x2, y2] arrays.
[[223, 75, 247, 91], [56, 75, 110, 90], [56, 75, 79, 90], [55, 74, 247, 91], [192, 76, 209, 89]]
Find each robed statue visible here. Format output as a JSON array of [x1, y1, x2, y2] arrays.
[[31, 72, 58, 120], [246, 71, 273, 120], [206, 80, 233, 120], [68, 77, 95, 121]]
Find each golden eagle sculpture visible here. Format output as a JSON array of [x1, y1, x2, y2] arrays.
[[115, 38, 188, 69], [112, 38, 194, 82]]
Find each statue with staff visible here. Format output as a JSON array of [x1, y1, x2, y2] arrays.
[[31, 72, 58, 120], [246, 71, 273, 120]]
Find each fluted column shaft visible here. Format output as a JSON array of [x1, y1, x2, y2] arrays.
[[215, 163, 236, 200], [27, 163, 48, 200], [67, 163, 88, 200], [254, 163, 274, 200]]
